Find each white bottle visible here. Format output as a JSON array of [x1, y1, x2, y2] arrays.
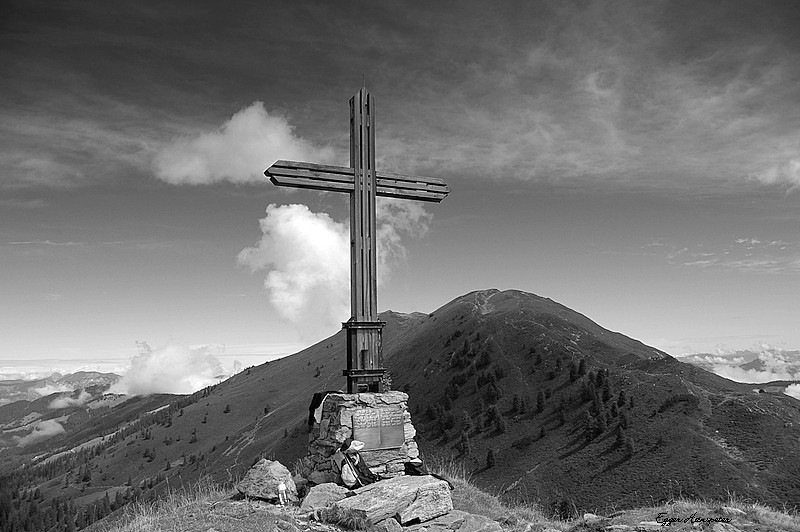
[[277, 481, 288, 506]]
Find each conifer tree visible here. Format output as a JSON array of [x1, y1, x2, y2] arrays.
[[495, 417, 507, 433], [569, 362, 578, 382], [625, 436, 636, 456], [459, 431, 471, 456], [619, 411, 629, 430], [486, 449, 495, 468]]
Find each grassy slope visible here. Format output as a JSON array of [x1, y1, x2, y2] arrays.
[[89, 466, 800, 532]]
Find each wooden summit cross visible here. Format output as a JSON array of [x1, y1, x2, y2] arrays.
[[266, 87, 450, 393]]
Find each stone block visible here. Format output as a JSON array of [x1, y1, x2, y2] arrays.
[[717, 506, 746, 518], [373, 517, 403, 532], [405, 510, 502, 532], [364, 449, 406, 466], [308, 470, 337, 485], [299, 483, 349, 512], [404, 423, 417, 440]]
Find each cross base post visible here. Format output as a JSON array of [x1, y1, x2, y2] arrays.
[[342, 320, 386, 393]]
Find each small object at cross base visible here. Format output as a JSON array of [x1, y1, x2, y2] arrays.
[[277, 481, 287, 506]]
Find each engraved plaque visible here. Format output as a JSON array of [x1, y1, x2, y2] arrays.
[[352, 407, 405, 450]]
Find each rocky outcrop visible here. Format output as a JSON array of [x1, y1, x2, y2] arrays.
[[404, 510, 503, 532], [332, 475, 452, 526], [299, 483, 349, 512], [236, 459, 298, 503]]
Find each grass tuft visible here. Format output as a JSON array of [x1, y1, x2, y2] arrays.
[[316, 505, 371, 530]]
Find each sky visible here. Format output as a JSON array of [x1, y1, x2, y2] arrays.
[[2, 0, 800, 385]]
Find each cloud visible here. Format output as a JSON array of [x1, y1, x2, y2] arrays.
[[712, 365, 796, 384], [49, 390, 91, 409], [0, 105, 159, 189], [693, 346, 800, 384], [109, 342, 226, 395], [154, 102, 336, 185], [17, 420, 66, 447], [661, 238, 800, 275], [751, 158, 800, 189], [238, 199, 431, 341], [785, 384, 800, 401], [0, 198, 46, 209], [30, 383, 73, 398], [8, 240, 85, 246], [237, 204, 350, 339]]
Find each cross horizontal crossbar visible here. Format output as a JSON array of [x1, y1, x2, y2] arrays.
[[266, 160, 450, 203]]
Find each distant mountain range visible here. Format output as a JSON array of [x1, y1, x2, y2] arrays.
[[1, 289, 799, 530], [0, 371, 120, 406]]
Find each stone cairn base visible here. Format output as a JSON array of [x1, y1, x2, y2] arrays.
[[300, 391, 419, 485]]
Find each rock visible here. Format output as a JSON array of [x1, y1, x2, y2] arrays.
[[605, 525, 631, 531], [333, 475, 452, 525], [373, 517, 403, 532], [308, 470, 337, 485], [300, 483, 350, 512], [397, 480, 455, 525], [236, 459, 298, 503], [634, 522, 661, 531], [405, 510, 501, 532], [709, 524, 742, 532], [293, 475, 308, 497], [584, 512, 604, 524], [717, 506, 746, 518]]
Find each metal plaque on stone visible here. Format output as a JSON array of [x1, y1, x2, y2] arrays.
[[352, 408, 405, 450]]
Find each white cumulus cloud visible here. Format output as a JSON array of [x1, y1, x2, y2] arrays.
[[49, 390, 92, 409], [153, 102, 336, 185], [109, 342, 226, 395], [785, 384, 800, 401], [751, 158, 800, 188], [30, 383, 73, 398], [238, 198, 432, 341], [17, 419, 66, 447]]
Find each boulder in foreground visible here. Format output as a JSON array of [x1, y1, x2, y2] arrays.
[[236, 459, 298, 503], [331, 474, 452, 525]]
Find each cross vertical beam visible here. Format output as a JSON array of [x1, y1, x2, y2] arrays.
[[344, 88, 385, 393]]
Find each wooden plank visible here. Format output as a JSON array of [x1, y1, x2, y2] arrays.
[[376, 176, 449, 194], [266, 162, 450, 199], [268, 174, 354, 194], [377, 169, 447, 187], [270, 160, 448, 187], [376, 187, 446, 202], [271, 160, 354, 177], [268, 165, 354, 184], [270, 174, 447, 202]]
